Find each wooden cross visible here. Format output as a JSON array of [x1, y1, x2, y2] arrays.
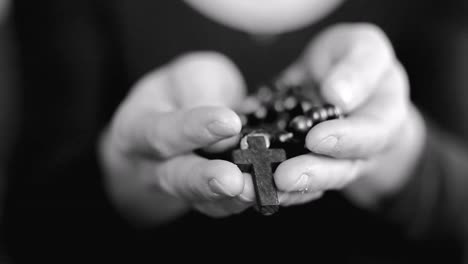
[[233, 135, 286, 215]]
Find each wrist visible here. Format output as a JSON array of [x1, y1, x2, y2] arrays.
[[344, 104, 427, 208]]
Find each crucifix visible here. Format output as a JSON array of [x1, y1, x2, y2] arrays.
[[233, 134, 286, 215], [227, 81, 343, 215]]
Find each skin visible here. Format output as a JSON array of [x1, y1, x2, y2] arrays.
[[99, 1, 426, 225]]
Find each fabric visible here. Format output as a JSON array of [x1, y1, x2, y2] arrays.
[[0, 10, 17, 264], [4, 0, 468, 262]]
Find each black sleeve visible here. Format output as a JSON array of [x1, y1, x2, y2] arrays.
[[0, 12, 19, 262], [380, 0, 468, 246], [382, 117, 468, 245]]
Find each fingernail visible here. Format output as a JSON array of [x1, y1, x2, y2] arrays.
[[207, 120, 238, 137], [312, 136, 338, 154], [294, 174, 309, 192], [209, 179, 234, 197]]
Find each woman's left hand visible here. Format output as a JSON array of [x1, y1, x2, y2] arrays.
[[274, 23, 426, 208]]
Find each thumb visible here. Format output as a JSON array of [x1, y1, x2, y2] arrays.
[[281, 23, 394, 113]]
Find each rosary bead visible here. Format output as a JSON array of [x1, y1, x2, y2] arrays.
[[275, 115, 289, 130], [318, 108, 328, 121], [300, 101, 313, 113], [324, 104, 342, 119], [278, 132, 294, 143], [233, 81, 345, 217], [283, 96, 298, 111], [306, 107, 322, 123], [334, 106, 343, 118], [274, 100, 285, 112], [257, 86, 274, 103], [254, 106, 268, 120], [325, 105, 336, 119], [289, 115, 313, 133]]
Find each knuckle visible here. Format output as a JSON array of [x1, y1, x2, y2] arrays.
[[354, 23, 394, 59]]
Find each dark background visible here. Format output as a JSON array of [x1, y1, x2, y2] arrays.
[[2, 0, 468, 262]]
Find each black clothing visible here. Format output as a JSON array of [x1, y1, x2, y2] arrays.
[[5, 0, 468, 262]]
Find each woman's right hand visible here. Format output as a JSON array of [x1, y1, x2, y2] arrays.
[[99, 52, 256, 225]]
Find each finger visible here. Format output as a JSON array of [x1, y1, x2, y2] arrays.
[[277, 61, 307, 86], [238, 173, 255, 203], [194, 174, 256, 217], [278, 191, 323, 207], [192, 173, 256, 218], [203, 135, 241, 153], [303, 23, 395, 112], [274, 154, 363, 193], [122, 106, 241, 158], [168, 51, 246, 108], [114, 52, 246, 157], [145, 154, 245, 202], [123, 52, 246, 112], [235, 96, 262, 113], [193, 197, 253, 218], [305, 62, 409, 158]]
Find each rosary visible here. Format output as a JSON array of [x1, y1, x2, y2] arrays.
[[231, 81, 343, 215]]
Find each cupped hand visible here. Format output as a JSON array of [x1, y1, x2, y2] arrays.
[[274, 23, 426, 207], [100, 52, 258, 223]]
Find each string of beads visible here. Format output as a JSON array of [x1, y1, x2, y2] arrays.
[[237, 81, 343, 149]]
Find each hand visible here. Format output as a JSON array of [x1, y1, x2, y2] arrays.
[[99, 52, 257, 224], [273, 23, 426, 208]]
